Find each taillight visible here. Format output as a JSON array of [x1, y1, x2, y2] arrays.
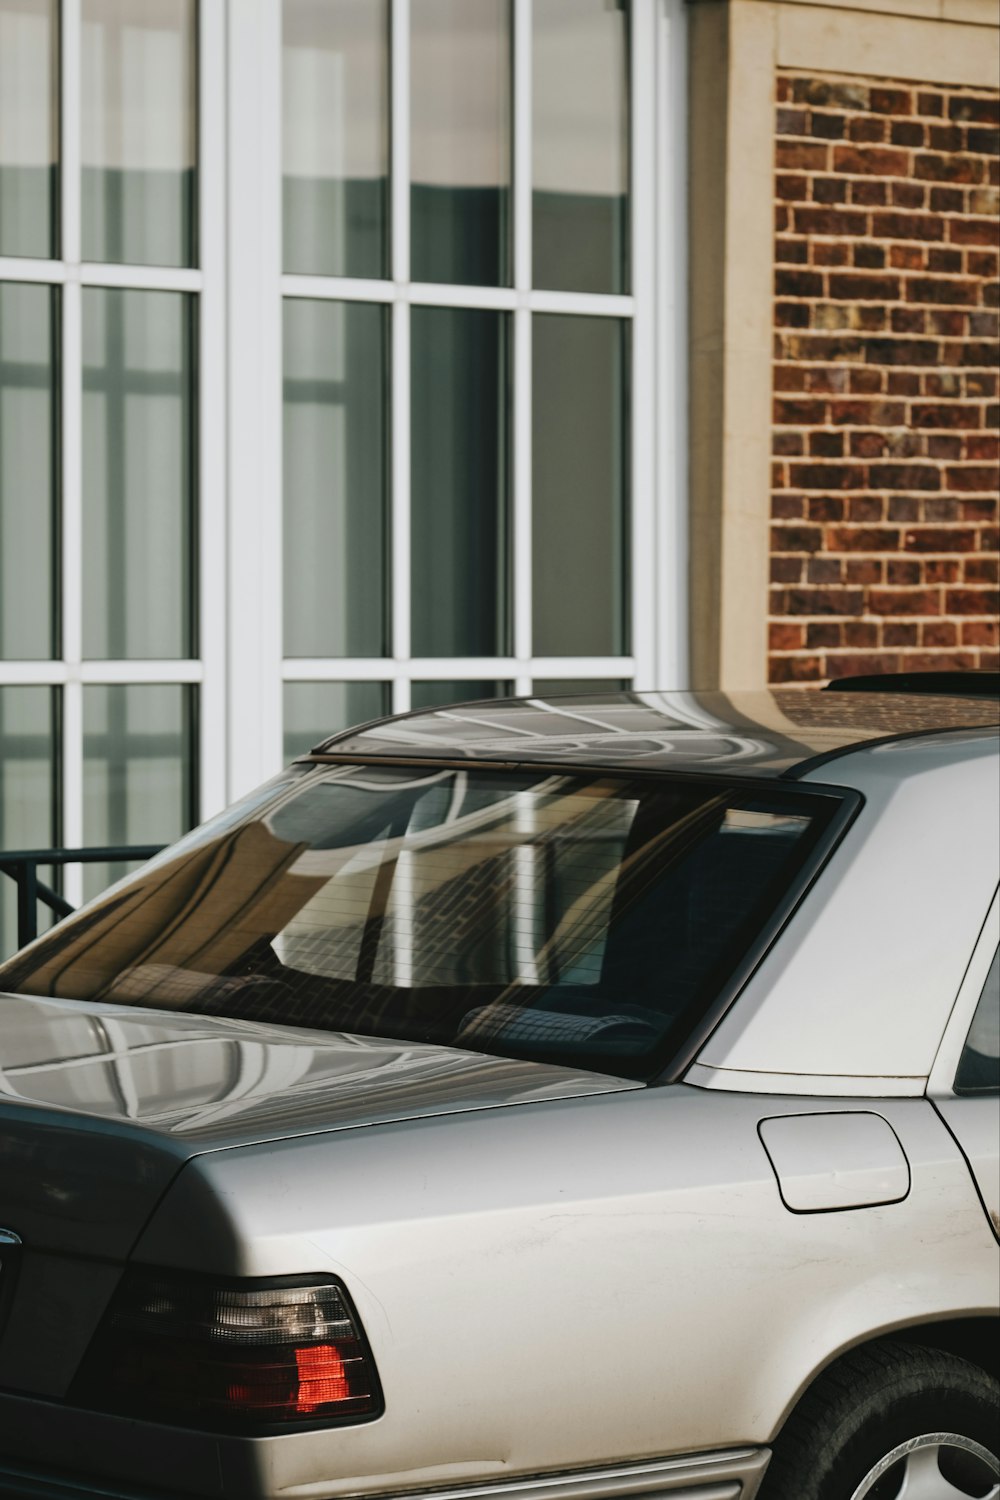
[[69, 1270, 382, 1431]]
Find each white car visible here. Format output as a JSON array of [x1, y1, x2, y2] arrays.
[[0, 679, 997, 1500]]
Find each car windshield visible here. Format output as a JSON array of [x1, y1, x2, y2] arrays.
[[0, 764, 836, 1079]]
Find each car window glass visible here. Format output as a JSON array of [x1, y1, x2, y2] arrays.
[[955, 947, 1000, 1096]]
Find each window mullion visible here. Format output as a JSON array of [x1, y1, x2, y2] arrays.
[[513, 0, 532, 694], [390, 0, 411, 711], [60, 0, 83, 900]]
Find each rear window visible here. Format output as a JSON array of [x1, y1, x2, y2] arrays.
[[0, 765, 839, 1079]]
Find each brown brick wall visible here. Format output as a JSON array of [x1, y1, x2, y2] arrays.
[[769, 72, 1000, 684]]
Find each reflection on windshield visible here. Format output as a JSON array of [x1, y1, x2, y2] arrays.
[[0, 765, 827, 1080]]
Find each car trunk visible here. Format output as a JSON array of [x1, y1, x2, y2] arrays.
[[0, 991, 630, 1398]]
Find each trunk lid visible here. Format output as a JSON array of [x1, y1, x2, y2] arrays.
[[0, 992, 633, 1258]]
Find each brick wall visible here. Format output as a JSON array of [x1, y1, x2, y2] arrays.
[[769, 72, 999, 684]]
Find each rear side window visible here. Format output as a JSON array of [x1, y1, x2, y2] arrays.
[[0, 766, 840, 1081], [955, 948, 1000, 1096]]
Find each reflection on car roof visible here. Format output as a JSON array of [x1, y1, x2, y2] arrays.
[[307, 689, 1000, 779]]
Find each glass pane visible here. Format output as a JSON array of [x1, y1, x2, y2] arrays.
[[284, 300, 388, 657], [284, 681, 389, 762], [283, 0, 388, 278], [0, 0, 58, 258], [533, 0, 628, 294], [533, 680, 629, 695], [83, 288, 195, 660], [1, 283, 57, 660], [955, 950, 1000, 1096], [83, 683, 195, 899], [0, 686, 58, 959], [82, 0, 196, 267], [533, 315, 628, 656], [411, 307, 509, 656], [411, 680, 513, 710], [411, 0, 511, 286]]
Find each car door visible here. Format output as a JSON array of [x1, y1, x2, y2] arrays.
[[929, 891, 1000, 1239]]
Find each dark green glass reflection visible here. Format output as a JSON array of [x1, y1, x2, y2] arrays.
[[283, 681, 389, 762], [82, 288, 195, 660], [0, 686, 58, 959], [411, 680, 512, 710], [83, 683, 195, 899], [411, 0, 511, 286], [411, 307, 510, 657], [284, 299, 388, 658], [533, 0, 628, 294], [533, 316, 628, 657], [1, 283, 57, 660], [0, 0, 58, 258], [81, 0, 196, 267], [283, 0, 388, 278]]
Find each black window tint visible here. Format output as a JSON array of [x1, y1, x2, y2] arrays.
[[955, 948, 1000, 1096]]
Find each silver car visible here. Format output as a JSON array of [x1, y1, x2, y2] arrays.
[[0, 682, 998, 1500]]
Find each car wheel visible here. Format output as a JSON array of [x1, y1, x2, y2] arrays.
[[762, 1339, 1000, 1500]]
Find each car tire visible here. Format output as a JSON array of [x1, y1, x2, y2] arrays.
[[762, 1338, 1000, 1500]]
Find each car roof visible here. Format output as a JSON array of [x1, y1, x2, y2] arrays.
[[306, 687, 1000, 781]]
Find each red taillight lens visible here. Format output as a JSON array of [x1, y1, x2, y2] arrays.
[[69, 1271, 382, 1431]]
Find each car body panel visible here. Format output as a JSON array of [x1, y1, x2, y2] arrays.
[[122, 1086, 996, 1500], [695, 733, 999, 1090]]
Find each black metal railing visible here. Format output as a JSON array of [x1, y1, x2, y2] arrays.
[[0, 846, 164, 951]]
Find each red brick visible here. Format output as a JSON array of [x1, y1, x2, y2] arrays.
[[948, 217, 1000, 246], [969, 188, 1000, 216], [794, 206, 868, 236], [775, 397, 828, 424], [790, 462, 867, 490], [887, 496, 921, 522], [962, 620, 1000, 646], [945, 464, 1000, 491], [864, 338, 939, 366], [845, 559, 883, 585], [884, 622, 919, 646], [785, 587, 866, 616], [968, 252, 999, 278], [961, 499, 999, 521], [776, 268, 824, 297], [903, 527, 978, 551], [776, 173, 809, 201], [769, 622, 806, 650], [811, 241, 851, 266], [848, 368, 883, 394], [966, 558, 1000, 583], [776, 205, 790, 232], [911, 403, 983, 429], [949, 95, 1000, 126], [777, 141, 829, 171], [830, 399, 906, 425], [921, 557, 961, 583], [890, 307, 925, 334], [849, 117, 887, 145], [850, 180, 888, 207], [929, 124, 964, 153], [914, 154, 985, 185], [777, 107, 809, 137], [869, 588, 941, 615], [886, 559, 923, 585], [927, 436, 965, 461], [769, 655, 825, 683], [945, 587, 1000, 613], [968, 127, 1000, 154], [773, 431, 805, 456], [777, 237, 809, 264], [828, 272, 901, 301], [771, 524, 824, 553], [848, 495, 886, 522], [868, 463, 941, 491], [825, 526, 900, 551], [917, 93, 945, 118], [923, 498, 962, 521], [808, 556, 843, 583], [834, 145, 910, 177], [871, 211, 944, 240], [967, 434, 1000, 460], [929, 186, 965, 213], [927, 310, 967, 337], [891, 120, 925, 148], [844, 621, 880, 647], [922, 621, 958, 647], [927, 248, 963, 274], [869, 87, 913, 116], [854, 245, 886, 273], [772, 494, 804, 519], [776, 302, 811, 329], [771, 557, 804, 584], [811, 112, 846, 141], [891, 182, 925, 210], [809, 432, 845, 458], [774, 364, 807, 392], [813, 177, 850, 205], [806, 622, 843, 648], [852, 431, 888, 458], [900, 651, 977, 670], [794, 79, 869, 110]]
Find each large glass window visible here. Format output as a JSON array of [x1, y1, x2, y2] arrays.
[[411, 306, 510, 657], [0, 0, 58, 259], [81, 0, 197, 267], [283, 0, 389, 279], [82, 287, 196, 660], [284, 682, 390, 763], [284, 299, 388, 658], [533, 0, 629, 294], [411, 0, 511, 287], [0, 282, 57, 661]]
